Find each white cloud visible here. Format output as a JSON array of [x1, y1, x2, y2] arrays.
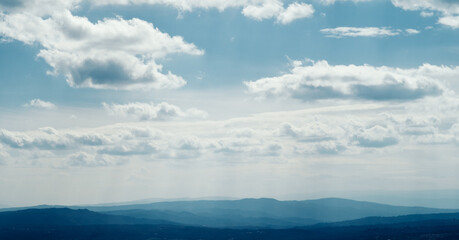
[[438, 15, 459, 29], [0, 128, 69, 150], [276, 2, 315, 24], [405, 28, 420, 34], [0, 145, 9, 165], [353, 125, 399, 148], [23, 99, 56, 109], [320, 27, 402, 38], [103, 102, 208, 121], [241, 1, 315, 24], [245, 60, 450, 101], [0, 95, 458, 173], [92, 0, 254, 12], [279, 122, 344, 143], [0, 0, 316, 93], [319, 0, 371, 5], [0, 10, 203, 90], [391, 0, 459, 28], [0, 0, 80, 16], [67, 152, 118, 167], [420, 11, 434, 18], [241, 1, 284, 21], [94, 0, 315, 24], [391, 0, 459, 15]]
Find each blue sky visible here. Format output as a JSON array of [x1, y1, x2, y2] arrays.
[[1, 0, 459, 207]]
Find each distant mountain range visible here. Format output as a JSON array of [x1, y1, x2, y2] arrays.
[[1, 198, 458, 229], [88, 198, 458, 228], [1, 203, 459, 240], [0, 208, 171, 226]]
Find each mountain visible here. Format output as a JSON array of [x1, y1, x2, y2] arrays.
[[1, 209, 459, 240], [92, 198, 458, 228], [0, 208, 171, 226], [1, 198, 457, 229], [103, 208, 319, 228], [316, 212, 459, 227]]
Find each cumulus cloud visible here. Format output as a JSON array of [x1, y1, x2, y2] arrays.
[[319, 0, 371, 5], [245, 60, 450, 101], [93, 0, 257, 12], [5, 0, 315, 25], [103, 102, 208, 121], [0, 9, 202, 90], [391, 0, 459, 15], [0, 128, 69, 150], [391, 0, 459, 28], [276, 2, 315, 24], [241, 1, 284, 21], [0, 0, 80, 16], [23, 99, 56, 109], [279, 122, 343, 142], [320, 27, 419, 38], [405, 28, 420, 34], [438, 15, 459, 29], [67, 152, 117, 167], [0, 127, 113, 150], [241, 1, 315, 24], [0, 0, 316, 92], [353, 125, 399, 148], [94, 0, 314, 24], [98, 142, 159, 156]]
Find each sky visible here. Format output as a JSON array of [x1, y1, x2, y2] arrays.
[[0, 0, 459, 207]]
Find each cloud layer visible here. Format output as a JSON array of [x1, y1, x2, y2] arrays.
[[103, 102, 208, 121], [1, 99, 459, 168], [244, 60, 455, 101], [94, 0, 315, 24], [23, 99, 56, 109], [320, 27, 419, 38], [391, 0, 459, 28]]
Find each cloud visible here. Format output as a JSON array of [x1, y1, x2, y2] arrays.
[[23, 99, 56, 109], [438, 15, 459, 29], [103, 102, 208, 121], [405, 28, 420, 34], [0, 0, 80, 16], [0, 0, 316, 94], [0, 127, 113, 150], [391, 0, 459, 15], [67, 152, 118, 167], [0, 128, 69, 150], [0, 10, 203, 90], [391, 0, 459, 28], [241, 1, 284, 21], [279, 122, 343, 142], [98, 142, 159, 156], [241, 1, 315, 24], [65, 132, 112, 146], [276, 2, 315, 24], [94, 0, 314, 24], [320, 27, 419, 38], [420, 11, 434, 17], [245, 60, 449, 101], [1, 97, 459, 168], [353, 125, 399, 148], [319, 0, 371, 5], [0, 145, 9, 165]]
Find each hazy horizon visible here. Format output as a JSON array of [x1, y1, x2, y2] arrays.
[[4, 188, 459, 210]]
